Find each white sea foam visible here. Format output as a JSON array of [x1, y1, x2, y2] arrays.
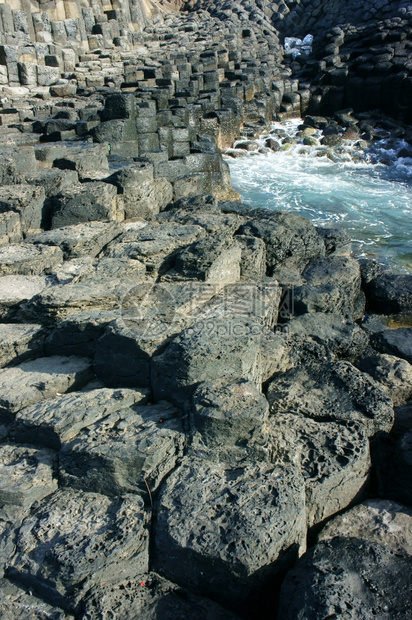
[[226, 119, 412, 272]]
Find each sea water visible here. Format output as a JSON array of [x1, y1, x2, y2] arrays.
[[227, 119, 412, 273]]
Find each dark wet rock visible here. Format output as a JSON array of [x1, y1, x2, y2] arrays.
[[278, 537, 412, 620], [27, 221, 124, 260], [367, 273, 412, 314], [6, 489, 150, 613], [51, 182, 122, 229], [318, 500, 412, 555], [266, 360, 394, 437], [286, 312, 368, 362], [0, 578, 70, 619], [239, 212, 325, 274], [190, 380, 269, 455], [151, 316, 270, 405], [0, 324, 45, 368], [268, 414, 369, 527], [0, 356, 93, 422], [154, 457, 306, 609], [13, 387, 149, 450], [0, 275, 49, 321], [81, 572, 240, 620], [60, 401, 185, 497], [0, 243, 63, 276], [370, 328, 412, 364], [355, 352, 412, 405], [0, 444, 57, 508]]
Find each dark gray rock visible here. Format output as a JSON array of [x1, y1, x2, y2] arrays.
[[0, 505, 27, 579], [318, 500, 412, 555], [268, 414, 369, 527], [367, 273, 412, 314], [355, 352, 412, 405], [0, 324, 45, 368], [235, 235, 266, 279], [14, 387, 149, 450], [174, 234, 241, 284], [315, 226, 351, 256], [27, 221, 124, 260], [81, 572, 240, 620], [239, 212, 325, 274], [295, 255, 364, 320], [151, 316, 270, 405], [18, 279, 133, 324], [0, 243, 63, 276], [0, 444, 57, 508], [51, 182, 122, 229], [370, 328, 412, 364], [190, 380, 269, 455], [0, 578, 69, 619], [154, 457, 306, 608], [7, 489, 150, 613], [60, 401, 185, 497], [267, 360, 394, 437], [0, 356, 93, 422], [0, 185, 46, 235], [45, 310, 117, 357], [286, 312, 368, 361], [278, 537, 412, 620]]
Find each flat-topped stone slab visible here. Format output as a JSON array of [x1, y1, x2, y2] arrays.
[[0, 323, 45, 368], [60, 401, 185, 497], [154, 457, 306, 608], [7, 489, 150, 613], [0, 243, 63, 276], [27, 221, 124, 260], [0, 444, 57, 508], [0, 275, 49, 321], [14, 387, 150, 450], [0, 356, 93, 422]]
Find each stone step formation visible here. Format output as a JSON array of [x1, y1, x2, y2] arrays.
[[0, 0, 411, 618]]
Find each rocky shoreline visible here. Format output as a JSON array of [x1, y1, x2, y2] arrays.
[[0, 0, 412, 618]]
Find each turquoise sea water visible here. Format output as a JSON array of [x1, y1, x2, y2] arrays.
[[227, 120, 412, 273]]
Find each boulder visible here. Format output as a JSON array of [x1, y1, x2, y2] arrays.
[[81, 572, 240, 620], [285, 312, 368, 361], [266, 360, 394, 437], [356, 352, 412, 405], [0, 211, 22, 246], [60, 401, 185, 497], [370, 328, 412, 364], [174, 234, 241, 284], [0, 356, 93, 422], [0, 276, 48, 321], [318, 500, 412, 555], [367, 273, 412, 314], [0, 578, 69, 619], [0, 185, 46, 235], [238, 212, 324, 274], [190, 380, 269, 455], [18, 279, 134, 324], [268, 413, 369, 527], [27, 221, 124, 260], [278, 537, 412, 620], [151, 317, 269, 405], [0, 324, 45, 368], [0, 444, 57, 508], [45, 310, 118, 357], [0, 243, 63, 276], [154, 457, 306, 608], [7, 490, 150, 613], [51, 182, 122, 229], [13, 387, 148, 450]]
